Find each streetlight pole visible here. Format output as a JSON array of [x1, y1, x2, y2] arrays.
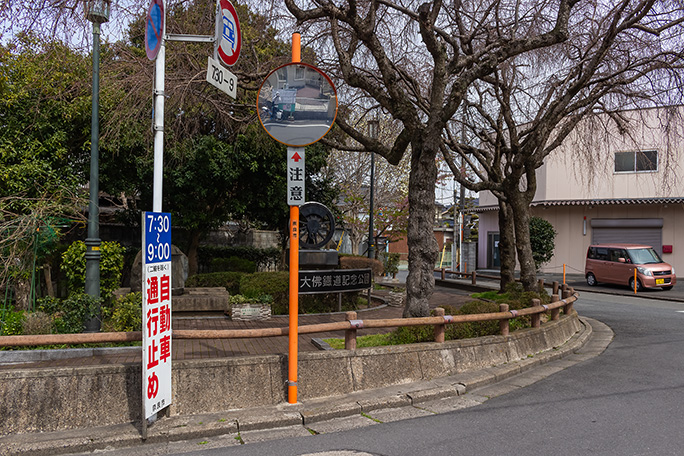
[[367, 118, 379, 260], [85, 0, 110, 332]]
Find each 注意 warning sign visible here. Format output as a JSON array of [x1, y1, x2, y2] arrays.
[[287, 147, 305, 206]]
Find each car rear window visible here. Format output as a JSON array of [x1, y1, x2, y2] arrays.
[[588, 247, 609, 260]]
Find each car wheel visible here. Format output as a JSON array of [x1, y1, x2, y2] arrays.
[[629, 277, 643, 292], [662, 286, 673, 291], [586, 273, 597, 286]]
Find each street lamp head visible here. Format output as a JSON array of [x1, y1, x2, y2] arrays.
[[86, 0, 111, 24], [368, 118, 379, 140]]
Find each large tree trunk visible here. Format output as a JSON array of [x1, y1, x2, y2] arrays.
[[508, 191, 537, 291], [498, 200, 516, 292], [403, 142, 439, 318], [186, 230, 202, 277]]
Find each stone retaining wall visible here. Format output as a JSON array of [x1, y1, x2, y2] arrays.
[[0, 313, 581, 435]]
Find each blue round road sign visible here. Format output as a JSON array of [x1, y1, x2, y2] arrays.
[[217, 0, 241, 66], [145, 0, 165, 60]]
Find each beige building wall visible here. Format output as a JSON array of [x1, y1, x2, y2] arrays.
[[533, 205, 683, 277], [477, 106, 684, 277], [544, 106, 684, 200]]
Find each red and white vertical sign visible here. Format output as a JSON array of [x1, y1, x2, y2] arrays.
[[142, 212, 172, 420], [287, 147, 305, 206]]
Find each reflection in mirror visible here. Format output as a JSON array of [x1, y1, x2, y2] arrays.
[[257, 63, 337, 147]]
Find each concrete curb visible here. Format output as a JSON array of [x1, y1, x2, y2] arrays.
[[0, 316, 610, 456]]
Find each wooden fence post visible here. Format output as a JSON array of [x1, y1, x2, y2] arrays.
[[434, 307, 445, 343], [531, 298, 541, 328], [499, 303, 510, 336], [552, 281, 559, 295], [564, 288, 575, 314], [562, 289, 573, 315], [538, 279, 545, 294], [471, 270, 477, 285], [551, 293, 560, 320], [441, 268, 446, 280], [345, 311, 358, 350]]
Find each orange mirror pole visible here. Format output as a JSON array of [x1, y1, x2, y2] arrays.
[[288, 206, 299, 403], [288, 32, 302, 405], [292, 32, 301, 63]]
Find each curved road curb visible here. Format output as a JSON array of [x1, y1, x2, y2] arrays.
[[0, 317, 613, 456]]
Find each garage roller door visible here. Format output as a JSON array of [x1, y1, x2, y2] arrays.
[[591, 218, 663, 255]]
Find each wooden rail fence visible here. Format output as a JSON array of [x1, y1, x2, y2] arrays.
[[0, 283, 578, 350]]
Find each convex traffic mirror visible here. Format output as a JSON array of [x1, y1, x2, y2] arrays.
[[257, 62, 337, 147]]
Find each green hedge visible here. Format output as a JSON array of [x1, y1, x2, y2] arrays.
[[185, 271, 244, 295], [339, 255, 384, 276], [239, 272, 289, 315], [198, 246, 281, 273], [211, 256, 257, 273]]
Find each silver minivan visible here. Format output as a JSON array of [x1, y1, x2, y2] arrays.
[[585, 244, 676, 291]]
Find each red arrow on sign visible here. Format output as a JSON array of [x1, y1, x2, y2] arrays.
[[291, 151, 302, 162]]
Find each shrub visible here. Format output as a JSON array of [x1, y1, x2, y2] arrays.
[[103, 292, 142, 332], [239, 272, 289, 315], [449, 300, 501, 339], [185, 271, 244, 295], [229, 294, 273, 306], [39, 293, 101, 334], [387, 325, 434, 345], [0, 309, 25, 336], [379, 252, 401, 276], [61, 241, 125, 302], [300, 292, 365, 314], [530, 216, 557, 269], [198, 246, 281, 272], [22, 312, 53, 335], [339, 255, 384, 276], [211, 256, 257, 273]]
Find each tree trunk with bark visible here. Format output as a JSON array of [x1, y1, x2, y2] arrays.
[[498, 200, 516, 292], [403, 141, 439, 317], [507, 187, 538, 291]]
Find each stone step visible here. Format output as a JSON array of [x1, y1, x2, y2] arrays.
[[173, 288, 230, 312]]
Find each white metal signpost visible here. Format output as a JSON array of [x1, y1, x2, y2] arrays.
[[142, 212, 172, 426], [206, 56, 237, 99], [287, 147, 305, 206]]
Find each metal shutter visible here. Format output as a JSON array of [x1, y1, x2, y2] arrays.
[[591, 218, 663, 255]]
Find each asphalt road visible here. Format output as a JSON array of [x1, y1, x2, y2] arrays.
[[70, 290, 684, 456], [173, 290, 684, 456]]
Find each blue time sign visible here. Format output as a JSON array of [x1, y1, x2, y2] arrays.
[[144, 212, 171, 264]]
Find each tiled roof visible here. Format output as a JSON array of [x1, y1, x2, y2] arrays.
[[473, 197, 684, 212]]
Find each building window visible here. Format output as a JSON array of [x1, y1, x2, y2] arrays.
[[615, 150, 658, 173], [295, 66, 304, 80]]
